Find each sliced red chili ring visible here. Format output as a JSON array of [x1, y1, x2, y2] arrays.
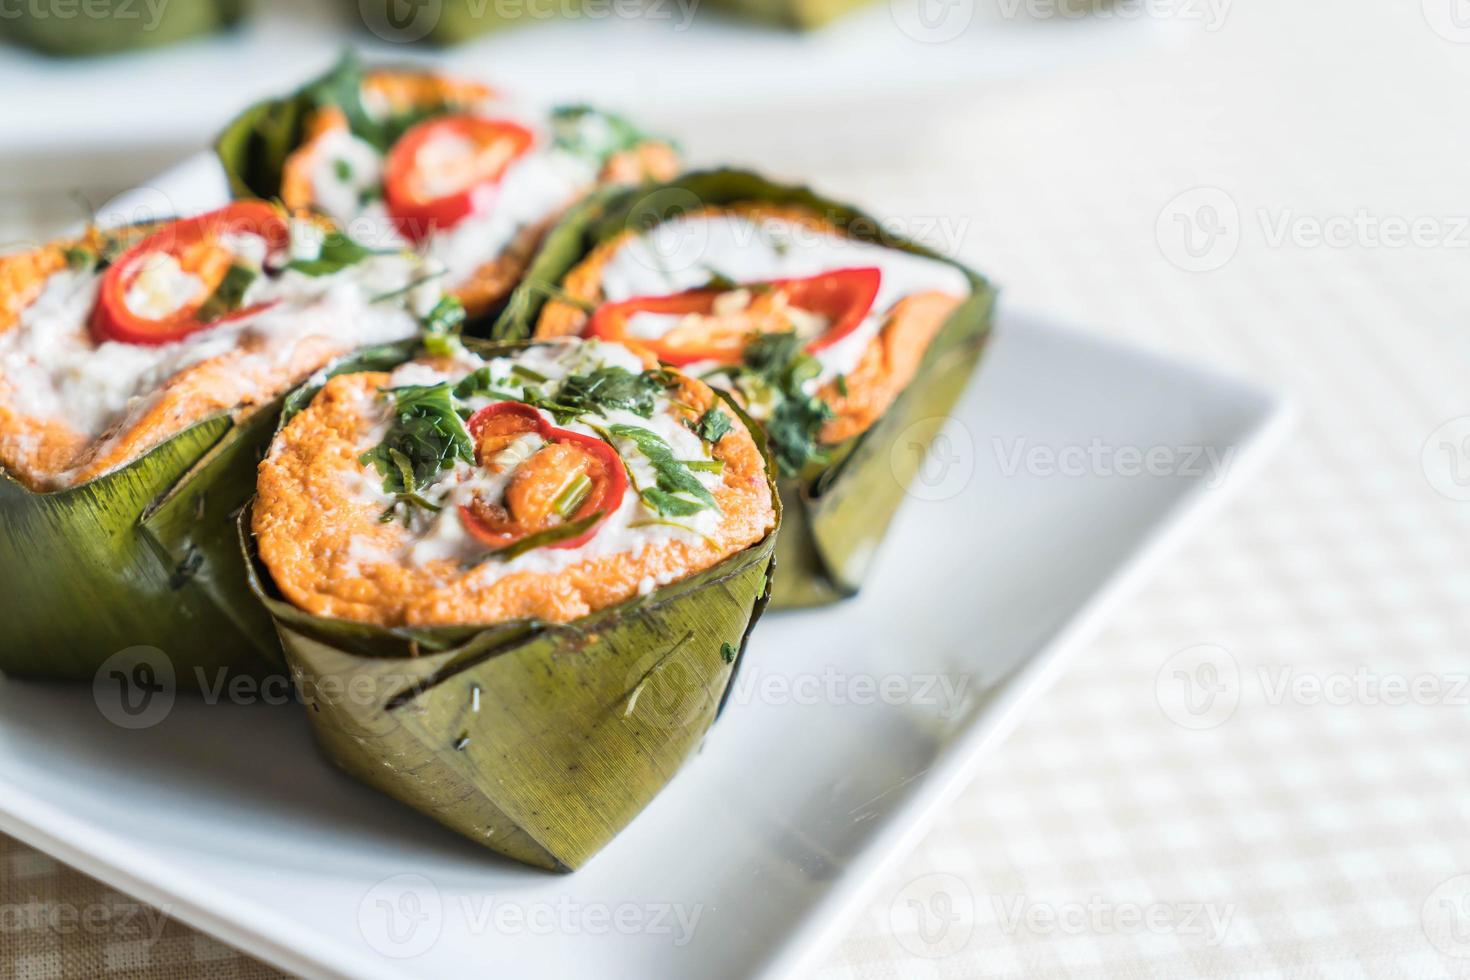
[[586, 266, 882, 366], [90, 200, 290, 346], [458, 402, 626, 552], [383, 115, 535, 244]]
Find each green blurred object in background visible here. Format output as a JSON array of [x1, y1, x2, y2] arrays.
[[701, 0, 872, 29], [356, 0, 866, 43], [0, 0, 247, 56], [357, 0, 583, 43]]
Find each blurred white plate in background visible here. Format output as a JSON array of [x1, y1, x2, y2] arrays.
[[0, 0, 1174, 163]]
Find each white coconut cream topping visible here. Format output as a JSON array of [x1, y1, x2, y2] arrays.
[[596, 212, 971, 383], [306, 101, 615, 290], [346, 339, 729, 586], [0, 220, 437, 450]]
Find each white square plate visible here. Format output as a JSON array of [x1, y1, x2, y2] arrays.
[[0, 307, 1288, 979]]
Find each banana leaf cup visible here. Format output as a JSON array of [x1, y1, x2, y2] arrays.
[[703, 0, 871, 28], [355, 0, 575, 41], [0, 204, 445, 688], [0, 395, 280, 686], [493, 169, 996, 608], [241, 338, 780, 871], [0, 0, 247, 56]]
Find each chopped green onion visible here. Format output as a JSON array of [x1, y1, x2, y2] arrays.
[[511, 364, 550, 384], [552, 473, 593, 518], [467, 510, 605, 566]]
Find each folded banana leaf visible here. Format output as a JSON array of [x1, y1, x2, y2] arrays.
[[0, 0, 246, 56], [0, 396, 279, 686], [494, 169, 996, 608], [214, 52, 366, 203], [241, 338, 780, 871]]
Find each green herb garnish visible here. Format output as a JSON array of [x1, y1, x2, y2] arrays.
[[62, 246, 95, 272], [332, 158, 353, 182], [194, 263, 257, 323], [286, 230, 392, 277], [728, 330, 834, 476], [556, 366, 672, 420], [640, 488, 707, 517], [550, 105, 661, 166], [552, 473, 593, 518], [468, 510, 605, 565], [766, 392, 834, 477], [607, 423, 718, 514], [510, 364, 550, 384], [360, 383, 475, 502], [421, 296, 466, 357], [690, 407, 732, 444], [720, 642, 737, 664]]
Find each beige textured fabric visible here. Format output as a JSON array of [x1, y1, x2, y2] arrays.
[[5, 0, 1470, 975], [0, 835, 283, 978]]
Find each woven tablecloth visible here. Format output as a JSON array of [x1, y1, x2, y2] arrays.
[[6, 0, 1470, 975]]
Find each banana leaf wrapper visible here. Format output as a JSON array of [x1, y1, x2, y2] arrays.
[[241, 339, 780, 871], [0, 387, 280, 687], [0, 0, 246, 56], [214, 53, 371, 204], [355, 0, 578, 42], [493, 169, 996, 608], [703, 0, 870, 28]]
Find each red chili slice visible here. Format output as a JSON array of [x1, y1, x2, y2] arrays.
[[90, 200, 290, 346], [383, 115, 535, 243], [586, 266, 882, 367], [458, 402, 626, 552]]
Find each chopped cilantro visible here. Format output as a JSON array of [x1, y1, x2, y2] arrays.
[[360, 383, 475, 503], [766, 391, 834, 477], [690, 407, 733, 444], [332, 158, 353, 182], [556, 366, 672, 420], [726, 330, 835, 476]]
